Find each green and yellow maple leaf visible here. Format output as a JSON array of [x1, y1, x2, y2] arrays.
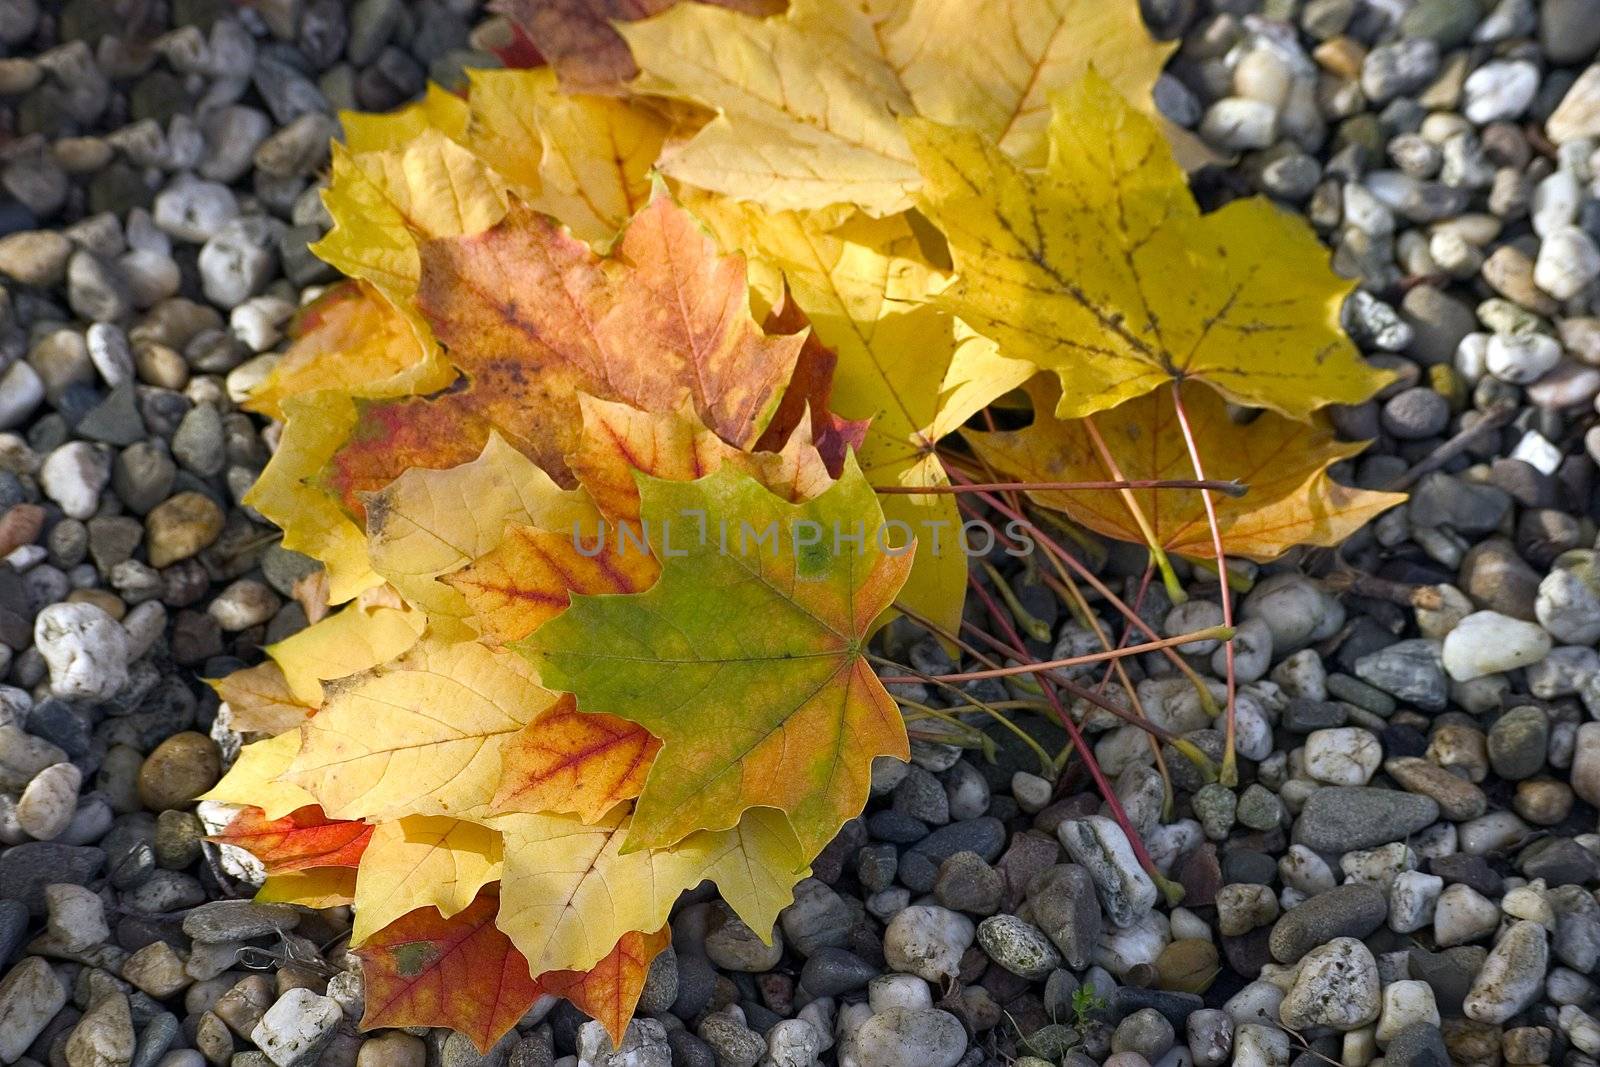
[[522, 458, 912, 857]]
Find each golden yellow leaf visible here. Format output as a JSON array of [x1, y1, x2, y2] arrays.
[[618, 0, 1173, 213], [201, 732, 317, 821], [688, 197, 1033, 634], [245, 391, 381, 604], [351, 817, 505, 946], [311, 128, 510, 303], [966, 380, 1408, 561], [256, 868, 357, 908], [209, 661, 314, 736], [244, 283, 452, 422], [266, 588, 426, 706], [907, 73, 1391, 422], [286, 638, 559, 822], [494, 806, 806, 974], [464, 68, 667, 245], [364, 433, 595, 640], [342, 84, 470, 154]]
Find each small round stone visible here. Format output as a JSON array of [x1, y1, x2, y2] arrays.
[[137, 732, 221, 812]]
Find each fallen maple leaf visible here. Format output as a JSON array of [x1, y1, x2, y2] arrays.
[[210, 806, 373, 874], [535, 926, 670, 1044], [341, 84, 469, 154], [351, 817, 504, 945], [464, 69, 667, 245], [357, 891, 544, 1053], [364, 433, 595, 640], [494, 0, 784, 91], [286, 637, 560, 822], [966, 380, 1408, 561], [208, 660, 314, 735], [494, 805, 806, 973], [265, 587, 426, 706], [322, 195, 806, 516], [688, 196, 1032, 637], [201, 732, 318, 821], [256, 868, 358, 908], [244, 282, 451, 423], [617, 0, 1173, 213], [523, 459, 912, 857], [489, 695, 660, 823], [908, 72, 1391, 422]]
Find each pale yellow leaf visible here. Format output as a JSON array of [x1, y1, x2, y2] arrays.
[[201, 732, 317, 821], [351, 817, 504, 945], [286, 638, 558, 822]]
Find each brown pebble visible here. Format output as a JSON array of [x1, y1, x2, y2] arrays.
[[136, 731, 221, 811], [1512, 778, 1573, 826], [0, 503, 44, 557], [144, 491, 224, 568]]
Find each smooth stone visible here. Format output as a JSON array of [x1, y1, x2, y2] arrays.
[[1463, 921, 1548, 1024], [1293, 787, 1440, 852], [1441, 612, 1551, 680], [1269, 883, 1388, 963]]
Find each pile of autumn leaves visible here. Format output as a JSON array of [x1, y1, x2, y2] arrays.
[[200, 0, 1408, 1051]]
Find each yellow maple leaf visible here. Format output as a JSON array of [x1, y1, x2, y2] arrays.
[[364, 433, 596, 641], [286, 638, 559, 822], [966, 380, 1408, 561], [255, 868, 358, 909], [907, 72, 1391, 422], [312, 129, 510, 301], [688, 197, 1033, 635], [464, 69, 667, 245], [208, 660, 313, 736], [201, 732, 317, 821], [494, 806, 806, 974], [265, 586, 426, 706], [244, 283, 454, 423], [618, 0, 1173, 213], [244, 392, 380, 604], [351, 817, 504, 945], [342, 84, 470, 154]]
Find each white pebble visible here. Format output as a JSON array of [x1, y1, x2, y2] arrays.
[[1441, 610, 1553, 681]]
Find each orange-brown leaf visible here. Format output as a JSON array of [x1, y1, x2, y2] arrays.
[[493, 0, 783, 91], [357, 892, 542, 1054], [490, 695, 660, 822], [536, 926, 671, 1044], [208, 661, 315, 735], [444, 521, 660, 645], [753, 298, 869, 477], [965, 380, 1408, 561], [210, 806, 373, 874], [324, 195, 805, 514]]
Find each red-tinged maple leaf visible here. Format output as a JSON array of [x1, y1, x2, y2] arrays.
[[489, 695, 661, 822], [536, 926, 671, 1043], [322, 195, 806, 518], [210, 806, 373, 874], [755, 296, 870, 477], [357, 892, 542, 1053]]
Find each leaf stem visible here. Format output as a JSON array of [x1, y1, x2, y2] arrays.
[[872, 478, 1245, 495], [1082, 414, 1188, 606], [876, 626, 1232, 685], [1169, 383, 1238, 787]]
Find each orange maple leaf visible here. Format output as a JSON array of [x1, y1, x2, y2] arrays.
[[210, 806, 373, 874]]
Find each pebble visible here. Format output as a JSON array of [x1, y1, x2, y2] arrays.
[[0, 956, 69, 1061], [1058, 816, 1158, 929], [1293, 786, 1440, 852], [17, 761, 82, 839], [1303, 727, 1382, 785], [1279, 937, 1381, 1031], [1435, 883, 1502, 946], [66, 990, 135, 1067], [1442, 610, 1553, 680], [1536, 551, 1600, 643], [845, 1008, 967, 1067], [137, 732, 220, 810], [182, 901, 299, 944], [1464, 920, 1549, 1024], [976, 914, 1061, 979], [1269, 882, 1387, 963], [34, 601, 130, 700], [144, 491, 225, 568], [250, 989, 342, 1067], [882, 906, 973, 983]]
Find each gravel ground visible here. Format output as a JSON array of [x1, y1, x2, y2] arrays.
[[3, 1, 1600, 1066]]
